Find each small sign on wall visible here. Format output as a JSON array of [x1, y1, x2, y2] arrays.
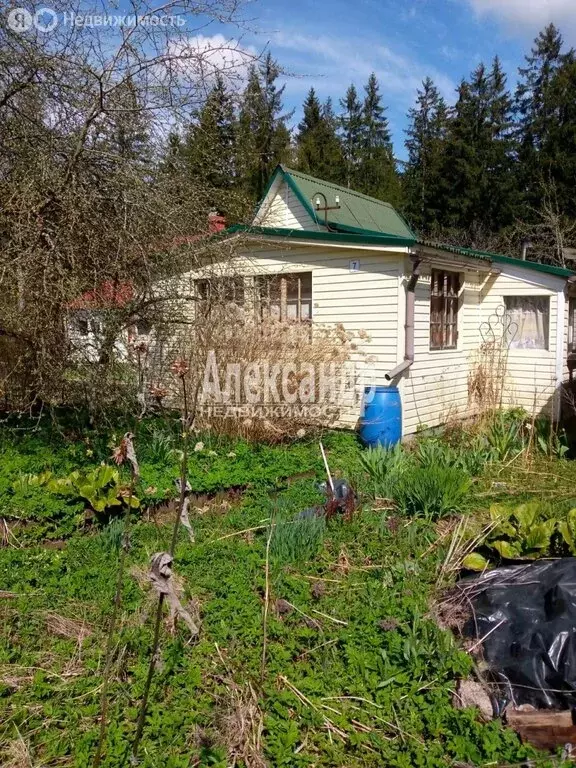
[[349, 259, 360, 273]]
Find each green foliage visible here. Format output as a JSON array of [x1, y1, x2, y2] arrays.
[[533, 416, 569, 458], [414, 436, 491, 476], [359, 443, 411, 496], [269, 513, 326, 563], [0, 415, 544, 767], [403, 77, 448, 232], [392, 465, 472, 520], [484, 410, 526, 462], [33, 464, 140, 514], [296, 88, 345, 184], [464, 501, 576, 569]]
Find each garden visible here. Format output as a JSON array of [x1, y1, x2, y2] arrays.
[[0, 406, 574, 767]]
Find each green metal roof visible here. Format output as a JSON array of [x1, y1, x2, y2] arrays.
[[267, 165, 416, 241], [418, 239, 575, 279], [243, 166, 575, 282]]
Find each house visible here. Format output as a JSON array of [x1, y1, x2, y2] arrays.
[[191, 165, 576, 436]]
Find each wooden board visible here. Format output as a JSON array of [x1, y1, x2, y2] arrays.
[[506, 706, 576, 753]]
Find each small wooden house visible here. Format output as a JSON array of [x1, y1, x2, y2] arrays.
[[211, 165, 576, 436]]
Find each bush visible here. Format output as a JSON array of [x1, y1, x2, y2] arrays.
[[392, 465, 472, 519]]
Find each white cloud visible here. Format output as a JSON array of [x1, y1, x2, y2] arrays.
[[465, 0, 576, 35], [166, 34, 257, 93], [270, 31, 455, 105]]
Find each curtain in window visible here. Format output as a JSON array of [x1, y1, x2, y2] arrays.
[[504, 296, 549, 350]]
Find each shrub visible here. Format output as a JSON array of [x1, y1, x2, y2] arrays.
[[392, 465, 472, 519]]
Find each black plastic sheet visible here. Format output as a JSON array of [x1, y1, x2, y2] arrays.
[[463, 559, 576, 709]]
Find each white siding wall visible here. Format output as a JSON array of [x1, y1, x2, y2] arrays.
[[178, 244, 403, 427], [235, 246, 402, 426], [401, 264, 482, 435], [172, 239, 568, 434], [254, 180, 320, 230], [478, 267, 564, 417]]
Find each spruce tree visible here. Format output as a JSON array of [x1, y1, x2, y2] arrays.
[[358, 73, 400, 203], [515, 24, 564, 211], [339, 84, 363, 188], [185, 74, 237, 199], [484, 57, 517, 230], [237, 54, 291, 201], [296, 88, 344, 183], [403, 77, 448, 232], [439, 60, 516, 233], [541, 49, 576, 218]]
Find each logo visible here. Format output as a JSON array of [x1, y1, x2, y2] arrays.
[[7, 8, 33, 32], [7, 7, 58, 33]]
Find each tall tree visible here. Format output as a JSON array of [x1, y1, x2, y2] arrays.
[[438, 59, 517, 233], [237, 54, 291, 201], [296, 88, 344, 183], [339, 84, 363, 188], [540, 49, 576, 219], [358, 73, 400, 203], [515, 23, 564, 208], [185, 74, 237, 204], [483, 57, 518, 229], [403, 77, 448, 232]]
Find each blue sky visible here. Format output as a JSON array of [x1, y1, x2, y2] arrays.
[[208, 0, 576, 161]]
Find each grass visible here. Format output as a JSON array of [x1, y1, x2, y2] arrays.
[[0, 411, 566, 767]]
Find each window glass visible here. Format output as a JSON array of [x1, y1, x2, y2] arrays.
[[257, 273, 312, 322], [504, 296, 549, 350], [430, 269, 460, 350]]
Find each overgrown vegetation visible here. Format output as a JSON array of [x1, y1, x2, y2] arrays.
[[0, 408, 573, 766]]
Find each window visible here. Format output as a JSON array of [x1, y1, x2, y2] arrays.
[[195, 277, 245, 310], [504, 296, 549, 350], [74, 316, 89, 336], [136, 319, 152, 336], [430, 269, 460, 350], [256, 272, 312, 322]]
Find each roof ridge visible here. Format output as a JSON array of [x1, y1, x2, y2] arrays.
[[280, 165, 398, 212]]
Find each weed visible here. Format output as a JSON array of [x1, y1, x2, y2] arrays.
[[393, 465, 472, 520], [532, 416, 569, 458], [269, 514, 326, 563], [147, 429, 177, 464], [464, 500, 576, 569], [359, 443, 412, 497]]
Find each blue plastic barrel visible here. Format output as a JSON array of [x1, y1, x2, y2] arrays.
[[359, 385, 402, 448]]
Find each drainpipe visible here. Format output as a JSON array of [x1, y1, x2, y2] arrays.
[[385, 254, 421, 381]]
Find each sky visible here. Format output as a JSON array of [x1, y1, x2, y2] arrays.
[[197, 0, 576, 162]]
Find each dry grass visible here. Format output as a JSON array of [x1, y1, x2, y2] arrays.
[[1, 734, 33, 768], [44, 612, 92, 644], [218, 682, 267, 768], [468, 340, 508, 415]]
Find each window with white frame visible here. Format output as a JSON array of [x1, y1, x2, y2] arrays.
[[430, 269, 460, 350], [504, 296, 550, 350], [195, 277, 245, 312], [256, 272, 312, 322]]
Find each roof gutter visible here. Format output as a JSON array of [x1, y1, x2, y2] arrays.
[[385, 254, 421, 381]]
